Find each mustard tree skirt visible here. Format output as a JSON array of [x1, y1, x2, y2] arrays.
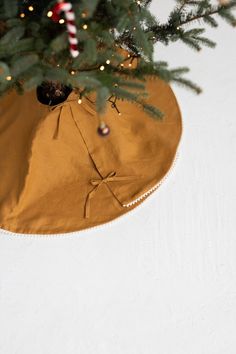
[[0, 78, 182, 234]]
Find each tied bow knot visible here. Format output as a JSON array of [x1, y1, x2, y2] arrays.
[[90, 171, 117, 186], [85, 171, 139, 219], [49, 99, 78, 140], [49, 95, 104, 140]]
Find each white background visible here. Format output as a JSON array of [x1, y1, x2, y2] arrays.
[[1, 1, 236, 353]]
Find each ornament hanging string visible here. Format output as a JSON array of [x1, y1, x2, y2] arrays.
[[51, 1, 79, 58]]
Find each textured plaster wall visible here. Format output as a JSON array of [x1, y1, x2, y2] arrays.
[[0, 1, 236, 354]]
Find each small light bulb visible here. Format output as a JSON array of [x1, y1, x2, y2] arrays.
[[81, 12, 87, 18], [118, 112, 122, 116], [120, 63, 124, 67], [106, 59, 111, 64], [82, 24, 88, 30], [6, 75, 12, 81], [133, 26, 136, 30], [28, 5, 34, 11], [70, 70, 75, 75], [100, 65, 105, 71], [127, 54, 131, 58], [47, 11, 53, 18], [78, 98, 82, 104], [20, 13, 25, 18], [59, 19, 65, 24], [128, 63, 132, 67]]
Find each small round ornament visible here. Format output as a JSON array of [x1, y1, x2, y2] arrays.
[[97, 122, 110, 137], [36, 81, 72, 106]]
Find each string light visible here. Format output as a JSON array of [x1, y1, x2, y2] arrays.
[[82, 24, 88, 30], [28, 5, 34, 11], [77, 90, 84, 104], [100, 65, 105, 71], [108, 95, 122, 116], [47, 11, 53, 18], [20, 13, 25, 18], [106, 59, 111, 64], [59, 18, 65, 24], [81, 12, 87, 18], [70, 70, 75, 75], [5, 76, 12, 81]]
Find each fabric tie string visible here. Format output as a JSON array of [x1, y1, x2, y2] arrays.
[[85, 171, 139, 219], [49, 99, 78, 140], [50, 104, 141, 218], [49, 96, 96, 140]]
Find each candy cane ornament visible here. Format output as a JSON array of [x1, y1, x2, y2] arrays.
[[51, 1, 79, 58]]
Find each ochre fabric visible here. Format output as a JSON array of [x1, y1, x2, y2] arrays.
[[0, 77, 182, 234]]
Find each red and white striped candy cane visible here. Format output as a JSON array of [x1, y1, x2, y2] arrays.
[[51, 0, 79, 58]]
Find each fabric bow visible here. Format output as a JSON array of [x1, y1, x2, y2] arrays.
[[49, 100, 77, 140], [85, 171, 139, 219]]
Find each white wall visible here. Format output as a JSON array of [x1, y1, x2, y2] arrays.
[[1, 1, 236, 353]]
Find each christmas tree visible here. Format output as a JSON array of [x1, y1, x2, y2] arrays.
[[0, 0, 236, 119]]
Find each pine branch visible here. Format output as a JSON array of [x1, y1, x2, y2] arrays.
[[0, 0, 235, 120], [148, 0, 236, 50], [179, 9, 220, 27]]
